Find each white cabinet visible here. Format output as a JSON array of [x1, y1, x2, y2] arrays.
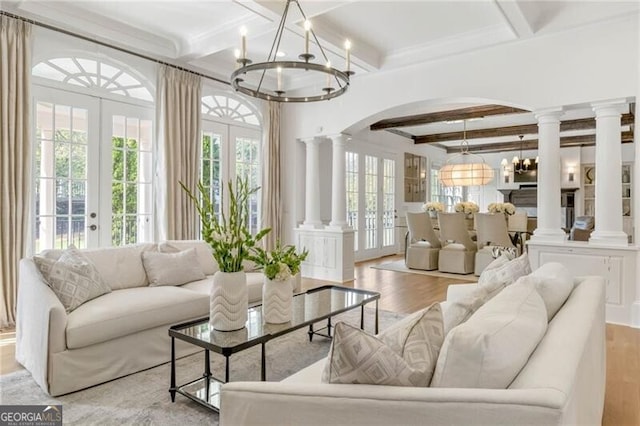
[[296, 228, 355, 283], [528, 241, 638, 327]]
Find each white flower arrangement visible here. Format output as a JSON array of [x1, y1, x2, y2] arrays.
[[422, 201, 444, 212], [488, 202, 516, 216], [454, 201, 479, 215]]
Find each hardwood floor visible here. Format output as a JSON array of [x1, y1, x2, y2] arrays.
[[1, 254, 638, 425]]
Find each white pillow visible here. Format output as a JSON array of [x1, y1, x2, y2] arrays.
[[33, 247, 111, 312], [142, 248, 206, 286], [431, 283, 548, 389], [526, 262, 575, 321], [159, 240, 218, 275], [478, 253, 531, 291], [322, 303, 444, 387], [442, 284, 504, 334]]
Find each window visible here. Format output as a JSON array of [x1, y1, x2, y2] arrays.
[[200, 93, 262, 236], [33, 57, 153, 102], [382, 159, 395, 247], [346, 151, 359, 251], [364, 155, 378, 250], [431, 166, 463, 211]]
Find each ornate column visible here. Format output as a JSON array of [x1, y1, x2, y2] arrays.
[[531, 108, 566, 242], [301, 137, 323, 228], [589, 100, 628, 246], [329, 134, 349, 229]]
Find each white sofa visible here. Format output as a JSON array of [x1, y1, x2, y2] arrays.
[[220, 275, 606, 426], [16, 241, 299, 396]]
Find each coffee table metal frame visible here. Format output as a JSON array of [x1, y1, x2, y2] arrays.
[[168, 285, 380, 412]]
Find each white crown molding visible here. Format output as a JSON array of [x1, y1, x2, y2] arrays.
[[15, 1, 179, 58], [382, 23, 516, 70]]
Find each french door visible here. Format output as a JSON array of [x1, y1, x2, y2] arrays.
[[33, 86, 153, 252], [200, 119, 261, 236], [347, 152, 396, 261]]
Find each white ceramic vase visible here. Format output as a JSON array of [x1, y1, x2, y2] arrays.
[[210, 271, 248, 331], [262, 276, 293, 324]]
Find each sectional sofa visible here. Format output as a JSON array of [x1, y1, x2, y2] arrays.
[[16, 241, 299, 396]]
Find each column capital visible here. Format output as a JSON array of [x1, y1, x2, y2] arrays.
[[327, 133, 350, 145], [592, 99, 627, 117], [298, 136, 325, 146], [534, 107, 564, 123]]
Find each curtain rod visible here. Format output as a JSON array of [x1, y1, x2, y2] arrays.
[[0, 9, 230, 86]]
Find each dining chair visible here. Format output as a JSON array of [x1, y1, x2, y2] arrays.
[[405, 212, 441, 271], [474, 212, 517, 275], [437, 212, 477, 274]]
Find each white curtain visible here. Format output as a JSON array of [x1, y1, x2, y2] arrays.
[[156, 66, 202, 240], [0, 16, 32, 328], [261, 101, 282, 250]]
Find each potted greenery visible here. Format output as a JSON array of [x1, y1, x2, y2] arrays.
[[252, 242, 309, 323], [181, 178, 270, 331]]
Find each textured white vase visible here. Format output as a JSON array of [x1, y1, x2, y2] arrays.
[[262, 277, 293, 324], [210, 271, 248, 331]]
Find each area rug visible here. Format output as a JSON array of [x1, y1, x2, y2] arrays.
[[0, 308, 403, 425], [371, 260, 477, 282]]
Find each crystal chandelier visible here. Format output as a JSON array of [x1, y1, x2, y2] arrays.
[[439, 120, 494, 187], [230, 0, 353, 103]]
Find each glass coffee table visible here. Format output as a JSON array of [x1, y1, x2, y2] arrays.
[[168, 285, 380, 412]]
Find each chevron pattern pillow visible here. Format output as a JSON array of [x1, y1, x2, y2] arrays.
[[322, 303, 443, 387]]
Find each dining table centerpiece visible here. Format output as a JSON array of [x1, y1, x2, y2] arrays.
[[181, 178, 270, 331], [422, 201, 445, 218], [252, 242, 308, 324]]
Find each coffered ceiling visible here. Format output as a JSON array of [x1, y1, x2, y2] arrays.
[[2, 0, 637, 150]]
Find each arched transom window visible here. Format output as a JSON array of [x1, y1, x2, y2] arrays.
[[33, 57, 153, 102], [201, 95, 260, 126]]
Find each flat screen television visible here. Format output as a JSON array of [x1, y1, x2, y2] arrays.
[[513, 162, 538, 183]]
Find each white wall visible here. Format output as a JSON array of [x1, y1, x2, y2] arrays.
[[281, 15, 638, 244]]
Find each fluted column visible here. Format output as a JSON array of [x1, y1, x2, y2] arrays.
[[589, 100, 628, 246], [302, 137, 323, 228], [531, 108, 566, 242], [329, 134, 349, 229]]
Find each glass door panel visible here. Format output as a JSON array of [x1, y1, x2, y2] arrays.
[[33, 87, 99, 251]]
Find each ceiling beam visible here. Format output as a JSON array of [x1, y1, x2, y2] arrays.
[[369, 105, 529, 131], [448, 131, 634, 154], [417, 113, 635, 144]]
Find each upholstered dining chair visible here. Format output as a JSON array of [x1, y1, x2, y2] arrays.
[[405, 212, 441, 270], [437, 212, 477, 274], [474, 213, 517, 275]]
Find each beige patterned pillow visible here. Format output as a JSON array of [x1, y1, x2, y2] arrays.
[[34, 247, 111, 312], [478, 252, 531, 291], [322, 303, 443, 387]]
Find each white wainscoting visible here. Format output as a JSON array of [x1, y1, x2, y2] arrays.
[[295, 227, 355, 283]]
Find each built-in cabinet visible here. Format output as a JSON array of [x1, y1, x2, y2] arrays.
[[404, 153, 426, 202], [527, 241, 639, 327], [581, 163, 632, 239], [296, 228, 355, 283]]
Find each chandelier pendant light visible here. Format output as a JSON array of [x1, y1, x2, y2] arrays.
[[230, 0, 353, 103], [512, 135, 530, 174], [439, 120, 494, 187]]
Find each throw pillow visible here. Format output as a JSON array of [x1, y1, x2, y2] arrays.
[[490, 245, 517, 260], [159, 240, 218, 275], [33, 247, 111, 312], [431, 283, 548, 389], [524, 262, 574, 321], [142, 248, 206, 286], [322, 303, 444, 387], [441, 284, 505, 334], [478, 252, 531, 291]]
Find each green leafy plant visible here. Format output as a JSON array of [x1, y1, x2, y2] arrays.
[[180, 178, 271, 273], [252, 241, 309, 281]]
